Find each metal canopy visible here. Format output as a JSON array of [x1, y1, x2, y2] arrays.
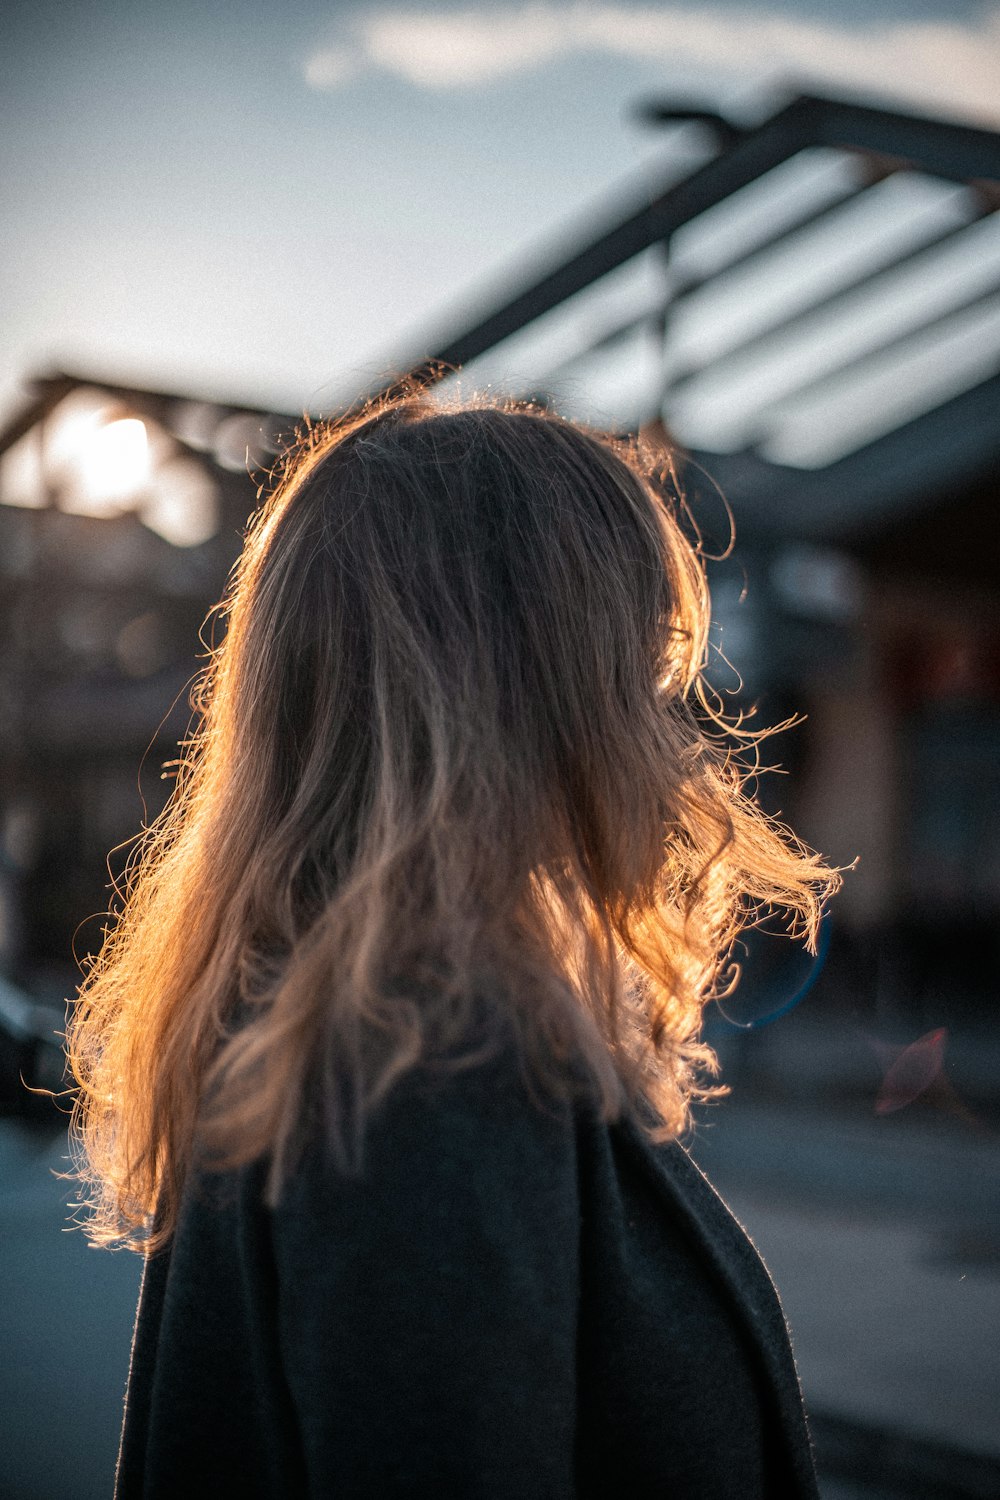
[[389, 90, 1000, 544]]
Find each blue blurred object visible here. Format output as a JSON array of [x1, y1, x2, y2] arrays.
[[706, 911, 833, 1034]]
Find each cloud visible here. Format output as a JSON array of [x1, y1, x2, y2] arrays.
[[303, 3, 1000, 124]]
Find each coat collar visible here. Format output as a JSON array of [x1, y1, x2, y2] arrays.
[[618, 1110, 821, 1498]]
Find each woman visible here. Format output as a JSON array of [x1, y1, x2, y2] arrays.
[[69, 392, 837, 1497]]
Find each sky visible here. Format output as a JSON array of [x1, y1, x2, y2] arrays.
[[2, 0, 998, 424]]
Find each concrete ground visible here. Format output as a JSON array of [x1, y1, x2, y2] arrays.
[[690, 1088, 1000, 1497], [2, 1076, 998, 1499], [0, 1122, 141, 1500]]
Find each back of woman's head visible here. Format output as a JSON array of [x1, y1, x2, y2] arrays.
[[68, 392, 837, 1250]]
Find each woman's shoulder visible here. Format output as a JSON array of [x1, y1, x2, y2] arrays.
[[273, 1021, 586, 1223]]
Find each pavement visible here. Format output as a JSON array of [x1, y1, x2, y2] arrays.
[[2, 1030, 999, 1500], [0, 1122, 141, 1500], [691, 1097, 1000, 1496]]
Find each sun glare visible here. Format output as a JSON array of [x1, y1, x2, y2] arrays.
[[79, 418, 151, 503], [28, 390, 221, 544]]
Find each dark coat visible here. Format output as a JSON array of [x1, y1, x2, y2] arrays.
[[116, 1041, 819, 1498]]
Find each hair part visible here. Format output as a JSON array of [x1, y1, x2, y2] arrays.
[[67, 390, 838, 1252]]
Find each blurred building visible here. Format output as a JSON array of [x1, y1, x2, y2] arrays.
[[0, 379, 290, 1096], [1, 90, 999, 1099]]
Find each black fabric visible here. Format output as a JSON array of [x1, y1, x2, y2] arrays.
[[116, 1043, 819, 1498]]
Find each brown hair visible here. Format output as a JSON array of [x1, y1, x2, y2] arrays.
[[67, 391, 837, 1252]]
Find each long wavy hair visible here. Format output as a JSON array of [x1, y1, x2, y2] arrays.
[[68, 391, 837, 1252]]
